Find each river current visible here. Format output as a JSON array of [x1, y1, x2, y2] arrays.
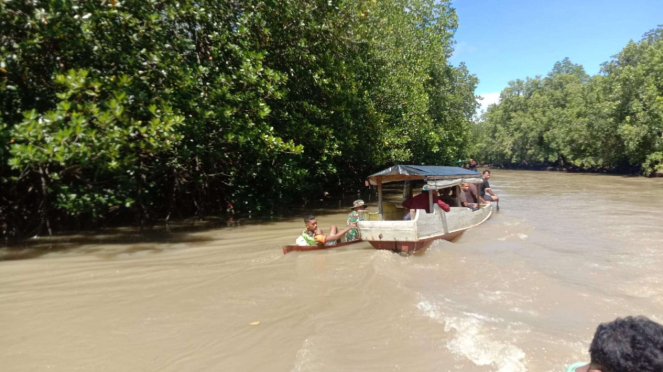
[[1, 170, 662, 372]]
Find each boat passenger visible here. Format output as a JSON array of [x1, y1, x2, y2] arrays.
[[479, 170, 499, 202], [468, 157, 478, 171], [402, 190, 450, 220], [345, 199, 367, 242], [295, 215, 357, 246], [460, 182, 480, 211], [565, 316, 663, 372], [470, 182, 490, 205]]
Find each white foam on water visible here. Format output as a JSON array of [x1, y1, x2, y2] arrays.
[[417, 301, 528, 372], [291, 339, 322, 372]]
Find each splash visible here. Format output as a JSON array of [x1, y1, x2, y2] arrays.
[[417, 301, 528, 372]]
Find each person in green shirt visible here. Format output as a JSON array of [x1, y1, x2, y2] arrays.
[[295, 215, 356, 246], [565, 316, 663, 372], [345, 199, 367, 242]]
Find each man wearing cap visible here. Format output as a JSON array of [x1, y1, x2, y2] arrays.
[[345, 199, 367, 241]]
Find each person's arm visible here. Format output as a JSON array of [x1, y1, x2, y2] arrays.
[[435, 198, 450, 212], [326, 223, 357, 242], [459, 192, 468, 207]]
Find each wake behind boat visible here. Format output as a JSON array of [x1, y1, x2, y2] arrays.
[[358, 165, 492, 254]]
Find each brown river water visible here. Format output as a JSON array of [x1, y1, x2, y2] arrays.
[[1, 170, 662, 372]]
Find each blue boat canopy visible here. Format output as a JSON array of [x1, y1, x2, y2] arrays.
[[367, 165, 480, 185]]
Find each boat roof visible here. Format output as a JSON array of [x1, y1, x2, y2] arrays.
[[367, 165, 481, 185]]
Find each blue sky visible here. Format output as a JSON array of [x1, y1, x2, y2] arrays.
[[449, 0, 663, 112]]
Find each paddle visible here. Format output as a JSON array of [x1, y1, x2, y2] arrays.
[[496, 199, 500, 212]]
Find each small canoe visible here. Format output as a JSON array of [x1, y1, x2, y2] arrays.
[[282, 240, 364, 254]]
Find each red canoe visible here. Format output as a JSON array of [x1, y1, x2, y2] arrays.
[[282, 240, 364, 254]]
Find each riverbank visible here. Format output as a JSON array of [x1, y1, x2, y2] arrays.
[[481, 163, 663, 177]]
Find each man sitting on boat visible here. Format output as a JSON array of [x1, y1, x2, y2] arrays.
[[402, 190, 450, 220], [479, 170, 499, 202], [460, 182, 481, 211], [468, 157, 478, 171], [295, 215, 357, 246], [345, 200, 367, 241]]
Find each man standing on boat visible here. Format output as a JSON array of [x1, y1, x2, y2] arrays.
[[402, 190, 450, 220], [295, 215, 357, 246], [479, 170, 499, 202], [345, 200, 367, 241]]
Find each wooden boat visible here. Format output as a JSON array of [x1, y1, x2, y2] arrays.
[[358, 165, 492, 254], [283, 239, 364, 254]]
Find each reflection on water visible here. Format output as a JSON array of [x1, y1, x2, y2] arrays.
[[1, 170, 662, 372]]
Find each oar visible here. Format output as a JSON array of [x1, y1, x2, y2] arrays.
[[496, 199, 500, 212]]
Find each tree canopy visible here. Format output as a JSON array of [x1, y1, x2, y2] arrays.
[[0, 0, 478, 236], [474, 27, 663, 176]]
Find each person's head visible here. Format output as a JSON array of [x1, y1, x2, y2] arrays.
[[482, 170, 491, 180], [352, 199, 368, 211], [304, 215, 318, 232], [587, 316, 663, 372], [461, 182, 470, 192], [421, 189, 438, 197]]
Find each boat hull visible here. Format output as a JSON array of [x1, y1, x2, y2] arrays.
[[358, 204, 492, 254], [367, 230, 465, 254]]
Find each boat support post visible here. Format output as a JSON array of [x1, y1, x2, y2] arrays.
[[441, 207, 449, 233], [377, 179, 383, 221], [428, 188, 433, 214]]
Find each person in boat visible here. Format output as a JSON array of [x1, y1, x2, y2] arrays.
[[479, 170, 499, 202], [468, 157, 478, 171], [460, 182, 481, 211], [565, 316, 663, 372], [345, 199, 367, 242], [402, 190, 450, 220], [295, 215, 357, 246]]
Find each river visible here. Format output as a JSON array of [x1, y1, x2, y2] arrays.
[[1, 170, 662, 372]]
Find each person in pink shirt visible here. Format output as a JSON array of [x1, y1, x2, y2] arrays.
[[402, 190, 450, 220]]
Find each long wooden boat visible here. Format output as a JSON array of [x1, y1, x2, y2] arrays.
[[282, 239, 364, 254], [358, 165, 493, 254]]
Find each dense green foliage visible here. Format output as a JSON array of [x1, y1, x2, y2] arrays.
[[474, 28, 663, 176], [0, 0, 478, 236]]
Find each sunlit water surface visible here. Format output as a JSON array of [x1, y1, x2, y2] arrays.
[[1, 170, 662, 372]]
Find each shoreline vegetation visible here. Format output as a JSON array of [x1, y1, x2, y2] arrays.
[[482, 164, 663, 177], [472, 27, 663, 178], [1, 1, 477, 238], [1, 3, 661, 239]]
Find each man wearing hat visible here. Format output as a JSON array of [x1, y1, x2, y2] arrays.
[[345, 199, 367, 241]]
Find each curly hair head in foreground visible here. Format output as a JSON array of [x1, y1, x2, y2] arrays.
[[589, 316, 663, 372]]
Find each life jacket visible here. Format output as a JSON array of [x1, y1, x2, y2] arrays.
[[301, 230, 325, 245]]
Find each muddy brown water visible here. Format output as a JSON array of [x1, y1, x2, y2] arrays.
[[1, 170, 662, 372]]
